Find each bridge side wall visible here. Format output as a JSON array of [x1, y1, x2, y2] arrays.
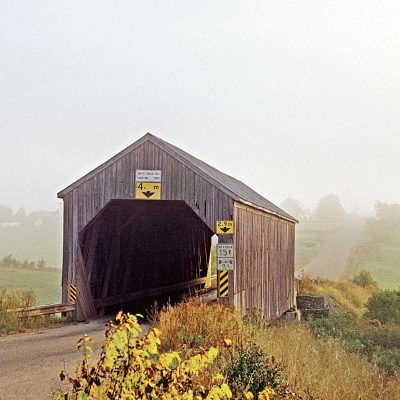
[[233, 202, 296, 318]]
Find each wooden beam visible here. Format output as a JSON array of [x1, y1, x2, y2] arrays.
[[76, 247, 97, 319], [86, 222, 101, 282], [98, 233, 120, 316], [94, 277, 207, 309], [7, 302, 76, 317]]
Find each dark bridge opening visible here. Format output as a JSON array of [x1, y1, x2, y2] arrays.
[[79, 200, 213, 315]]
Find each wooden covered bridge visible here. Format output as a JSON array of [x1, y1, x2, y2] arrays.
[[58, 133, 297, 319]]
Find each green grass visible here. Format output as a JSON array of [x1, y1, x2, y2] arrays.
[[344, 228, 400, 290], [0, 266, 61, 305], [295, 221, 340, 268]]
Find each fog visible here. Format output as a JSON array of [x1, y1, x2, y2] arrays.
[[1, 1, 399, 213]]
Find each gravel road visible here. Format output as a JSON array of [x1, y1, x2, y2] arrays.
[[0, 318, 149, 400], [300, 216, 365, 280]]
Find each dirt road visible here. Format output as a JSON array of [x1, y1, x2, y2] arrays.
[[300, 216, 365, 281], [0, 318, 149, 400]]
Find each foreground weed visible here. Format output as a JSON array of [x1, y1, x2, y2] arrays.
[[157, 297, 246, 353], [56, 311, 246, 399], [256, 323, 400, 400]]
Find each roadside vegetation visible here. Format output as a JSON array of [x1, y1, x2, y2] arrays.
[[56, 294, 400, 399], [344, 202, 400, 289], [301, 271, 400, 375], [0, 288, 68, 335]]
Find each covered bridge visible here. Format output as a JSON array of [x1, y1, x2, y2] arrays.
[[58, 133, 297, 319]]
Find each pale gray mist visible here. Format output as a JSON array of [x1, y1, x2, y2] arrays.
[[1, 1, 399, 213]]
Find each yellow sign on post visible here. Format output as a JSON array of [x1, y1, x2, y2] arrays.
[[216, 220, 234, 234], [219, 270, 229, 298], [69, 284, 77, 303], [135, 182, 161, 200]]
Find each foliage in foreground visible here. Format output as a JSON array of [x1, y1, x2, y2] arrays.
[[55, 311, 280, 399], [55, 297, 400, 399]]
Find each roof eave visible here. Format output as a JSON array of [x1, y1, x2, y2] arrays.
[[236, 198, 299, 223]]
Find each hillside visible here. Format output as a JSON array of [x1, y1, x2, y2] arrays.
[[343, 203, 400, 289]]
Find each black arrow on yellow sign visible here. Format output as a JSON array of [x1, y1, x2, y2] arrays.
[[142, 191, 155, 198], [220, 227, 231, 233]]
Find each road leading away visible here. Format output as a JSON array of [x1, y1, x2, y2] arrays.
[[0, 318, 149, 400], [300, 216, 365, 281]]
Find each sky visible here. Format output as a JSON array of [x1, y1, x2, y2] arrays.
[[1, 1, 399, 213]]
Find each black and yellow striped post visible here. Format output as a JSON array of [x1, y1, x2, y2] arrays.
[[67, 284, 77, 321], [218, 270, 229, 298], [69, 284, 77, 303]]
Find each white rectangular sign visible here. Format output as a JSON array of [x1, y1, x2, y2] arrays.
[[217, 244, 235, 271], [217, 244, 234, 258], [217, 257, 234, 271], [135, 170, 162, 182]]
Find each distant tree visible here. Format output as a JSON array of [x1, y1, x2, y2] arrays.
[[1, 254, 14, 268], [351, 270, 377, 289], [312, 194, 346, 222], [36, 259, 46, 269], [0, 205, 13, 221], [280, 198, 308, 220]]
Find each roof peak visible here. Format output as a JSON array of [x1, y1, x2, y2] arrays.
[[57, 132, 297, 222]]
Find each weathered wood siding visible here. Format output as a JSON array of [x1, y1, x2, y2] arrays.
[[61, 141, 234, 315], [233, 202, 295, 317]]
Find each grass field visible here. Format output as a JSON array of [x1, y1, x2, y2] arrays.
[[344, 222, 400, 289], [0, 266, 61, 305], [295, 221, 340, 268]]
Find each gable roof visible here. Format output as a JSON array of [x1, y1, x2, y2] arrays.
[[58, 133, 297, 223]]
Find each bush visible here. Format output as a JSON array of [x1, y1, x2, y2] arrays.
[[226, 341, 282, 395], [156, 297, 246, 353], [308, 312, 355, 339], [0, 288, 36, 334], [351, 270, 377, 289], [298, 273, 315, 294], [365, 289, 400, 324]]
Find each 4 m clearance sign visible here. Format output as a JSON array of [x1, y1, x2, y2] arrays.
[[135, 170, 162, 200], [135, 182, 161, 200]]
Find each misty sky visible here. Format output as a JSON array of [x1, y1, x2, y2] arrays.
[[1, 1, 399, 213]]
